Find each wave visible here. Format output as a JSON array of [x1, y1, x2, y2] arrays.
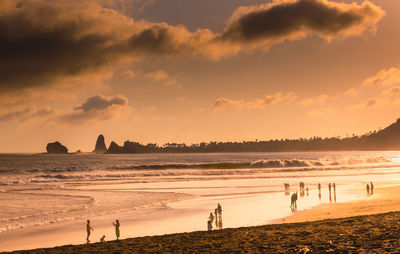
[[109, 156, 391, 171]]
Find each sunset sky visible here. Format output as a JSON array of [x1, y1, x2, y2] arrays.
[[1, 0, 400, 153]]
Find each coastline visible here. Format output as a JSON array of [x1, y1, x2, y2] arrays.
[[6, 211, 400, 253]]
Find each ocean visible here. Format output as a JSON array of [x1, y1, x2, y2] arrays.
[[1, 151, 400, 250]]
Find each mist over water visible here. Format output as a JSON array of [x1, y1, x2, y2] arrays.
[[0, 151, 399, 237]]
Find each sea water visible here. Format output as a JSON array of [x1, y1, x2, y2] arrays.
[[1, 151, 400, 250]]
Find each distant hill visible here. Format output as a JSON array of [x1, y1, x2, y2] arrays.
[[360, 118, 400, 150], [103, 118, 400, 154]]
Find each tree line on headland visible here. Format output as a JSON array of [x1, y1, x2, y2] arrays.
[[47, 118, 400, 154]]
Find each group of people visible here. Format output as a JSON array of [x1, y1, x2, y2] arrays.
[[366, 182, 374, 196], [208, 203, 223, 231], [86, 219, 120, 243], [287, 182, 339, 211]]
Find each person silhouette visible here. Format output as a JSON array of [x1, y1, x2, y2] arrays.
[[217, 203, 222, 215], [86, 220, 94, 243], [100, 235, 106, 243], [209, 212, 214, 224], [214, 208, 218, 227], [318, 183, 322, 200], [113, 220, 120, 240], [370, 182, 374, 195], [366, 184, 370, 196]]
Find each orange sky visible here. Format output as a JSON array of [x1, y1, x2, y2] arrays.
[[0, 0, 400, 152]]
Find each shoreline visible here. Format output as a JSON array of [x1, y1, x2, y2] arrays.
[[5, 210, 400, 253], [3, 182, 400, 252]]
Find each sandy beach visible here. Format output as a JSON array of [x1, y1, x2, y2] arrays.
[[3, 182, 400, 253]]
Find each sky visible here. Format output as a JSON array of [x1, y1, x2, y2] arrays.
[[0, 0, 400, 153]]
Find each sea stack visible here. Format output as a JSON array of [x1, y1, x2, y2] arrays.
[[107, 141, 124, 153], [93, 134, 107, 153], [46, 142, 68, 154]]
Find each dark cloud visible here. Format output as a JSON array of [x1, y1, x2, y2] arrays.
[[0, 0, 384, 92], [222, 0, 384, 43], [59, 94, 129, 124], [74, 95, 128, 112]]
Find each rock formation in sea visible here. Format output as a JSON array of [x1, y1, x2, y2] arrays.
[[93, 134, 107, 153], [46, 141, 68, 154], [107, 141, 124, 153]]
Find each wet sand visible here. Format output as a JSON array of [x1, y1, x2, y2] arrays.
[[4, 183, 400, 253]]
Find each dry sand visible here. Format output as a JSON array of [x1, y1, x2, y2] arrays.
[[4, 183, 400, 253]]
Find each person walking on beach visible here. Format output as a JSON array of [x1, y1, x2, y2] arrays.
[[86, 220, 94, 243], [328, 183, 332, 194], [366, 183, 370, 196], [113, 220, 120, 240], [333, 183, 336, 192], [370, 182, 374, 195]]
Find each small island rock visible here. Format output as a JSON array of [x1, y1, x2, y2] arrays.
[[93, 134, 107, 153], [46, 142, 68, 154]]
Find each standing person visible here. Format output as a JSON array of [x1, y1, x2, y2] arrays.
[[328, 183, 332, 194], [318, 183, 322, 200], [370, 182, 374, 195], [217, 203, 222, 216], [366, 183, 370, 196], [333, 183, 336, 192], [113, 220, 120, 240], [86, 220, 94, 243], [214, 208, 218, 227]]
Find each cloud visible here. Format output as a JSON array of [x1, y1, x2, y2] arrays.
[[74, 95, 127, 112], [299, 94, 329, 106], [211, 98, 246, 111], [117, 69, 177, 86], [363, 67, 400, 87], [221, 0, 384, 44], [59, 94, 130, 124], [212, 92, 297, 111], [0, 0, 384, 92], [143, 70, 177, 86], [0, 107, 55, 122], [347, 98, 378, 111], [253, 92, 298, 108], [116, 70, 137, 80]]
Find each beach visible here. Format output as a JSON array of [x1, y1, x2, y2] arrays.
[[2, 182, 400, 253], [1, 152, 400, 252]]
